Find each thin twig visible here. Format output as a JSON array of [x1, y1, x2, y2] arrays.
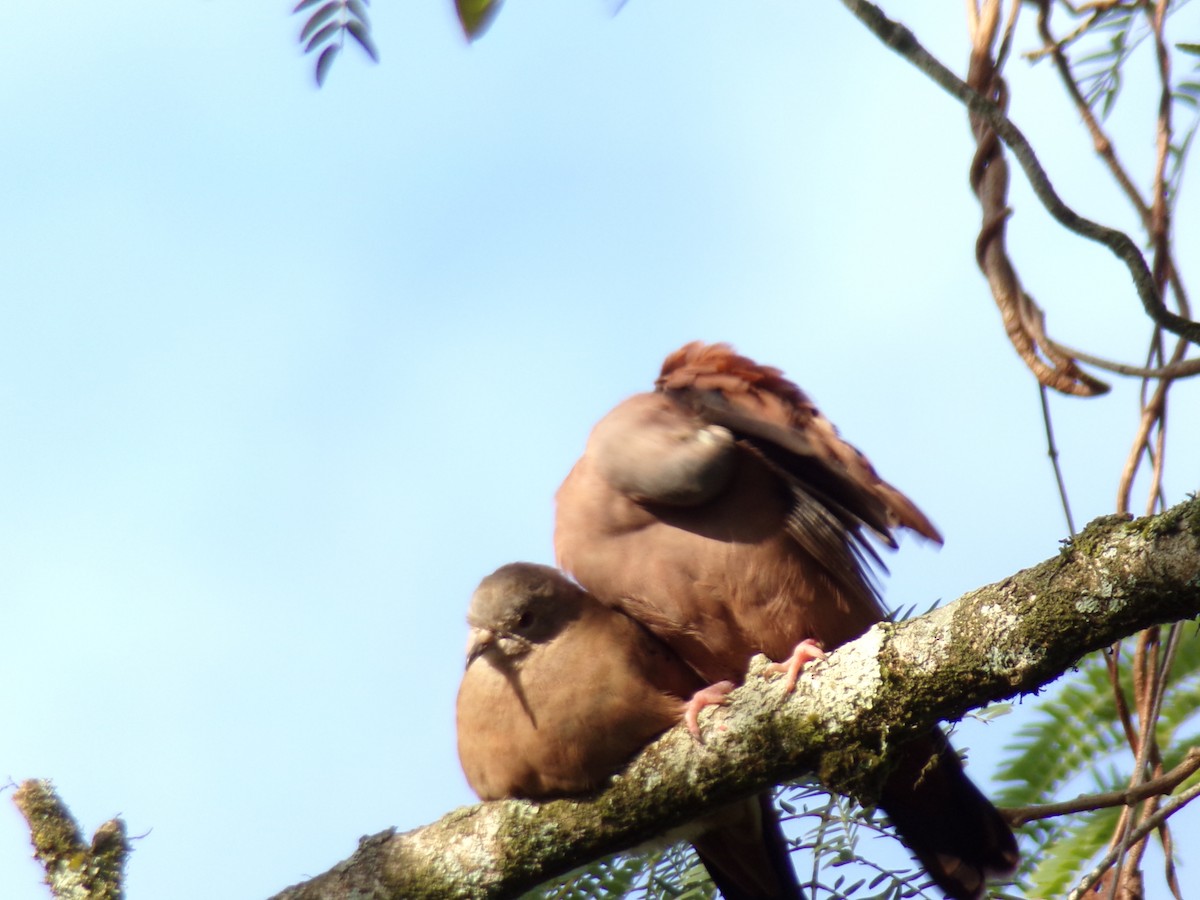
[[1004, 747, 1200, 826], [1106, 643, 1140, 755], [1034, 1, 1149, 218], [965, 0, 1110, 395], [1034, 0, 1195, 348], [1112, 625, 1163, 897], [1038, 384, 1077, 535], [1117, 338, 1187, 514], [1032, 336, 1200, 379]]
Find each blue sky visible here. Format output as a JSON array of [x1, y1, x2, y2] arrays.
[[3, 2, 1198, 898]]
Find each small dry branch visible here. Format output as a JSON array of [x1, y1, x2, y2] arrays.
[[12, 779, 129, 900]]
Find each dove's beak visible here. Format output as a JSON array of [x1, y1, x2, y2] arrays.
[[465, 627, 496, 668]]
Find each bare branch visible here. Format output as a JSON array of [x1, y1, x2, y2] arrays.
[[965, 0, 1110, 396], [1004, 746, 1200, 826], [1031, 336, 1200, 379], [1117, 338, 1188, 514], [1038, 383, 1078, 534], [1034, 1, 1149, 221]]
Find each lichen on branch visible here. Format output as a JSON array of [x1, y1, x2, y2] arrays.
[[12, 779, 129, 900]]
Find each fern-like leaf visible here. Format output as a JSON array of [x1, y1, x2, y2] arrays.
[[522, 844, 715, 900], [315, 44, 340, 87], [1026, 804, 1122, 898], [1167, 43, 1200, 210], [299, 2, 340, 42], [292, 0, 378, 87], [1062, 4, 1144, 121], [995, 658, 1126, 808]]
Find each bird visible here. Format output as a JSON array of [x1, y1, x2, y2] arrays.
[[456, 562, 806, 900], [553, 341, 1019, 900]]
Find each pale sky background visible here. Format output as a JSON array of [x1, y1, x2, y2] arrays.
[[4, 2, 1199, 899]]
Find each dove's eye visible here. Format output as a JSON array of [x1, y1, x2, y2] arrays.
[[517, 610, 534, 630]]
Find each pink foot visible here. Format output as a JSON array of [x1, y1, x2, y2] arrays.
[[684, 680, 736, 742], [768, 638, 827, 693]]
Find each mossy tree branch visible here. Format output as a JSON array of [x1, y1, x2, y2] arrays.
[[264, 498, 1200, 900], [12, 779, 129, 900]]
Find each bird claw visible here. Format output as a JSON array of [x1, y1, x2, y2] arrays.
[[684, 680, 736, 743], [767, 639, 826, 693]]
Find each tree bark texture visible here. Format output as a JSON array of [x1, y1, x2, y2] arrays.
[[13, 779, 129, 900]]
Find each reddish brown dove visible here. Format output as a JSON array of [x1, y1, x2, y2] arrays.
[[456, 562, 805, 900], [554, 342, 1019, 900]]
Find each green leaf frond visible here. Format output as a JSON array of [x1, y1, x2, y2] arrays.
[[994, 653, 1127, 809], [1025, 803, 1123, 899], [1168, 37, 1200, 211], [525, 781, 983, 900], [291, 0, 377, 87], [781, 783, 944, 899], [521, 843, 715, 900], [1155, 627, 1200, 745], [1072, 4, 1140, 119], [996, 627, 1200, 888]]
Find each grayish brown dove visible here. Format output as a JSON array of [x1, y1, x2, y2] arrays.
[[456, 562, 805, 900], [554, 342, 1019, 900]]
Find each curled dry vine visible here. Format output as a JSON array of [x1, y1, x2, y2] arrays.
[[967, 0, 1110, 397]]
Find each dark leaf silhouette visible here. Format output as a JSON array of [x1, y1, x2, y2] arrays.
[[315, 44, 340, 87], [293, 0, 377, 87], [346, 20, 379, 62], [456, 0, 504, 41]]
